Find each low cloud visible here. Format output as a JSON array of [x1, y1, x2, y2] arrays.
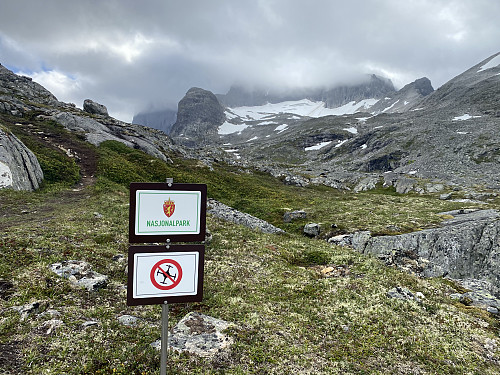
[[1, 0, 499, 122]]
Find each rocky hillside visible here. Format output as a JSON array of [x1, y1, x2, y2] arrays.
[[206, 53, 500, 194]]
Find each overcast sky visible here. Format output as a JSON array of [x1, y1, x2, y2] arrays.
[[1, 0, 499, 122]]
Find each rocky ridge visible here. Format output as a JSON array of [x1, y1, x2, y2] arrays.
[[0, 64, 184, 181], [369, 77, 434, 114], [216, 74, 396, 108]]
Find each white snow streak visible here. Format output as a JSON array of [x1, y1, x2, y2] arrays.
[[381, 99, 400, 113], [274, 124, 288, 133], [343, 127, 358, 134], [304, 141, 332, 151], [452, 114, 481, 121], [335, 139, 348, 148]]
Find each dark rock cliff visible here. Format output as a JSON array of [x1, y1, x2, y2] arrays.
[[170, 87, 226, 147], [133, 108, 177, 135], [369, 77, 434, 114]]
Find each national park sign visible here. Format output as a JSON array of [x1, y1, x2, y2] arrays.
[[129, 182, 207, 243]]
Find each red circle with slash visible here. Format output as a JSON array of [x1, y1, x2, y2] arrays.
[[150, 259, 183, 290]]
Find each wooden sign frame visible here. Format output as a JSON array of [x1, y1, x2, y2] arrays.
[[127, 244, 205, 306], [129, 182, 207, 243]]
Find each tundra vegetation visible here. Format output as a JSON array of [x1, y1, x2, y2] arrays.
[[1, 114, 499, 374]]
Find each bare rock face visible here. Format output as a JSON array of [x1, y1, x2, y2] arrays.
[[52, 112, 172, 162], [0, 128, 43, 190], [352, 209, 500, 298], [369, 77, 434, 114], [132, 108, 177, 135], [83, 99, 109, 116], [207, 199, 285, 234], [170, 87, 226, 147]]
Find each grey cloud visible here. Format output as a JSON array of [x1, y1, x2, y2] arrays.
[[1, 0, 499, 121]]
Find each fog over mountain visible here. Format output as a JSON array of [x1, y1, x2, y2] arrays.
[[1, 1, 499, 122]]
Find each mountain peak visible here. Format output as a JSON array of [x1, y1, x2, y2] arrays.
[[169, 87, 226, 147]]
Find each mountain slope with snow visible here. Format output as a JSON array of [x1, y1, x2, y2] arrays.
[[219, 98, 379, 135]]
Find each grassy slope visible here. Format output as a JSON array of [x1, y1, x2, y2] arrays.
[[0, 117, 499, 374]]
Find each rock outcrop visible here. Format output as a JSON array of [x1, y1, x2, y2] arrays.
[[352, 209, 500, 298], [207, 199, 284, 234], [152, 312, 234, 357], [0, 127, 43, 190], [369, 77, 434, 114], [170, 87, 226, 147], [49, 260, 108, 291], [83, 99, 108, 116], [320, 74, 396, 109], [0, 64, 60, 109], [52, 112, 174, 162]]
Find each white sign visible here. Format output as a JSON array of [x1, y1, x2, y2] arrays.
[[135, 190, 202, 236], [132, 251, 200, 299]]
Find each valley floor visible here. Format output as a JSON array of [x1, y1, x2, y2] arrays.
[[1, 168, 499, 374]]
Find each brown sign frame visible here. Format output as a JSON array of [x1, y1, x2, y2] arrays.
[[129, 182, 207, 243], [127, 244, 205, 306]]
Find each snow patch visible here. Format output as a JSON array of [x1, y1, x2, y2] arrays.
[[246, 136, 259, 142], [456, 131, 469, 135], [305, 141, 332, 151], [343, 127, 358, 134], [452, 114, 481, 121], [228, 98, 379, 122], [360, 144, 367, 149], [218, 122, 250, 135], [224, 149, 241, 159], [225, 111, 238, 120], [274, 124, 288, 133], [477, 54, 500, 72]]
